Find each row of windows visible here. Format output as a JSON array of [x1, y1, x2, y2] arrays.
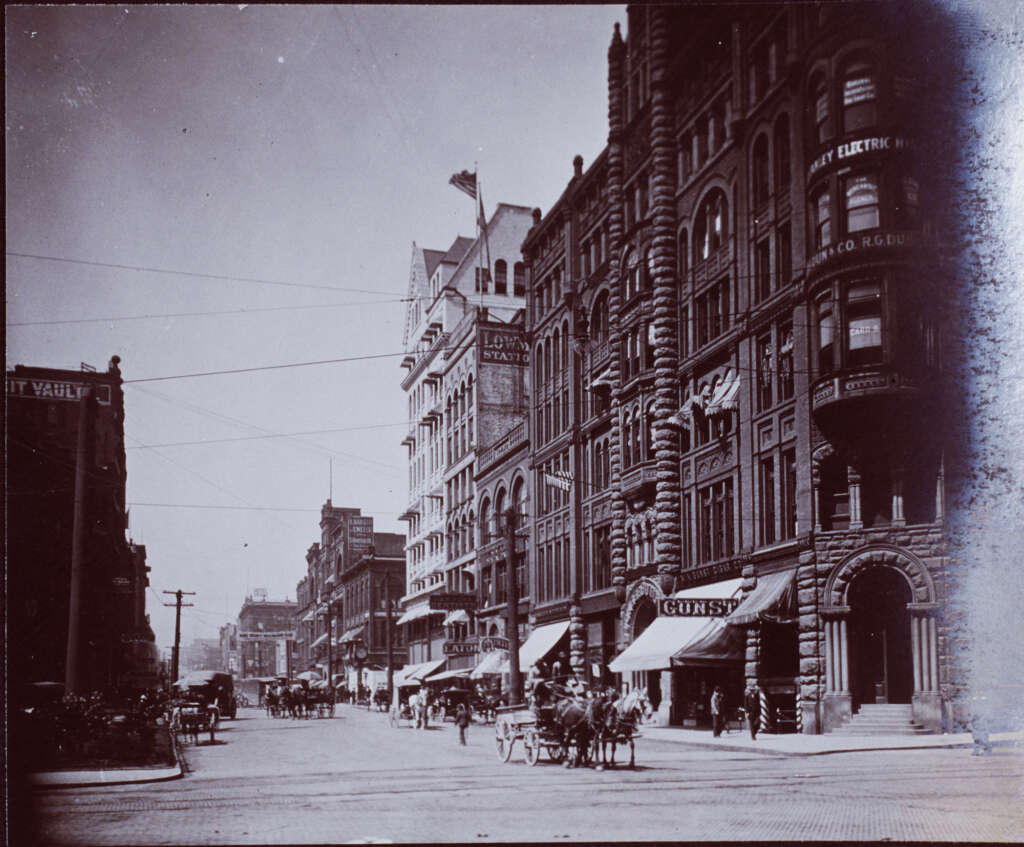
[[756, 321, 795, 413], [474, 260, 527, 296], [818, 451, 939, 530], [678, 93, 731, 185], [535, 539, 571, 604], [537, 452, 571, 516], [751, 115, 791, 209], [810, 170, 920, 251], [758, 448, 798, 546]]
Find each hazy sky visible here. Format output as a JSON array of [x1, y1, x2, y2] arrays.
[[6, 4, 624, 653]]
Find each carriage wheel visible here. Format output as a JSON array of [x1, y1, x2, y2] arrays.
[[548, 742, 566, 764], [523, 729, 541, 767], [495, 719, 512, 762]]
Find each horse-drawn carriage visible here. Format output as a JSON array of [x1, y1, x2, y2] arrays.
[[170, 701, 216, 745], [494, 684, 650, 769]]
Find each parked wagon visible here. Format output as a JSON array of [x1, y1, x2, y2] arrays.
[[493, 704, 567, 766]]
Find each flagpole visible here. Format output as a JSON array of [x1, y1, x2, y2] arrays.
[[475, 162, 483, 309]]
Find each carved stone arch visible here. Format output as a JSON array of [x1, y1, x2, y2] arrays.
[[825, 545, 936, 608], [620, 576, 665, 641], [811, 442, 837, 485]]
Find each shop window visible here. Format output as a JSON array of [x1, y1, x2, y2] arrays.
[[759, 456, 776, 546], [494, 260, 508, 295], [812, 186, 832, 249], [756, 333, 773, 412], [781, 448, 797, 539], [844, 174, 880, 233], [755, 238, 771, 302], [817, 294, 835, 376], [847, 281, 883, 367], [752, 135, 770, 207], [774, 114, 791, 192], [842, 57, 877, 133]]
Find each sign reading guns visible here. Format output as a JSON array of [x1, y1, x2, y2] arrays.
[[659, 597, 740, 617]]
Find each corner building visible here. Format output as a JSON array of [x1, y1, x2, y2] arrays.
[[522, 3, 957, 733]]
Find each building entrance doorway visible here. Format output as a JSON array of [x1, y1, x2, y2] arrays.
[[848, 567, 913, 709]]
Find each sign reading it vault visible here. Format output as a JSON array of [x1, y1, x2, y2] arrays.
[[659, 597, 740, 617]]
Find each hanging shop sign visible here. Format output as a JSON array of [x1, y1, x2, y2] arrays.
[[6, 378, 112, 405], [807, 230, 922, 274], [807, 135, 911, 180], [443, 641, 479, 656], [429, 592, 476, 611], [479, 636, 510, 652], [659, 597, 740, 617]]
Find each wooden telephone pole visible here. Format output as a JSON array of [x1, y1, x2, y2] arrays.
[[163, 589, 195, 684]]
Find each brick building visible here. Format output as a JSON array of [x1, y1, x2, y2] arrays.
[[237, 590, 296, 679], [508, 3, 957, 733], [6, 356, 158, 695], [398, 204, 533, 670]]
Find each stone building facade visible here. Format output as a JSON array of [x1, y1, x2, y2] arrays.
[[515, 3, 957, 733]]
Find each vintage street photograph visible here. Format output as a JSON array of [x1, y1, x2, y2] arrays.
[[6, 2, 1023, 844]]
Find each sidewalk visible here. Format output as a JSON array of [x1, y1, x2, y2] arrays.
[[30, 735, 185, 789], [641, 723, 1024, 756]]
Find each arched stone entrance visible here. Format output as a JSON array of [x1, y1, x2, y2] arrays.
[[821, 547, 941, 731], [619, 578, 667, 719]]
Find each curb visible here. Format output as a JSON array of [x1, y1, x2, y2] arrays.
[[31, 726, 185, 789]]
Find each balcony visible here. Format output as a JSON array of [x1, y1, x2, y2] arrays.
[[620, 460, 657, 498], [477, 420, 528, 471], [811, 365, 923, 432]]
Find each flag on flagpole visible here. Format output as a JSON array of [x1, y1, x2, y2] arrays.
[[449, 170, 477, 199]]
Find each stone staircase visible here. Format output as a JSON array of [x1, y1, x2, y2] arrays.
[[829, 703, 931, 736]]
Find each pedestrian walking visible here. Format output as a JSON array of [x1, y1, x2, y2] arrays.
[[744, 682, 763, 740], [455, 702, 469, 745], [420, 690, 431, 729], [408, 691, 421, 729], [710, 685, 726, 737]]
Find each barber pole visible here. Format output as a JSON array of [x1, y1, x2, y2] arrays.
[[795, 691, 803, 733], [760, 688, 770, 732]]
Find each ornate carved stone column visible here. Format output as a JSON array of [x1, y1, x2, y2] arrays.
[[821, 607, 852, 730], [647, 5, 683, 596], [569, 599, 586, 678]]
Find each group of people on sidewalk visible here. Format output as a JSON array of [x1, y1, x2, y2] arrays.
[[711, 682, 764, 740]]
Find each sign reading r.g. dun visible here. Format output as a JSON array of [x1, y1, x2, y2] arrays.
[[659, 597, 740, 617]]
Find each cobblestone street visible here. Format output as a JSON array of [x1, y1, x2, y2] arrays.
[[31, 705, 1024, 844]]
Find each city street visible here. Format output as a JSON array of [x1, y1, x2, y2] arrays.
[[32, 705, 1024, 844]]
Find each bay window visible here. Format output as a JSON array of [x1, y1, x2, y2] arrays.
[[844, 174, 880, 233], [846, 280, 883, 367]]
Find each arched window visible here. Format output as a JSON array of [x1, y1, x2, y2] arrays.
[[535, 343, 544, 389], [494, 259, 508, 295], [642, 247, 654, 290], [512, 477, 527, 524], [842, 55, 877, 133], [809, 72, 830, 144], [552, 328, 561, 373], [561, 320, 569, 366], [479, 498, 492, 544], [694, 191, 728, 263], [466, 374, 473, 408], [591, 292, 609, 344], [622, 410, 633, 467], [544, 337, 552, 384], [494, 488, 507, 530], [773, 114, 791, 193], [752, 134, 770, 207], [632, 413, 642, 465], [513, 262, 526, 297]]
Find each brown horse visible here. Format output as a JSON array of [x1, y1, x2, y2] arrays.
[[552, 691, 606, 768], [596, 688, 651, 768]]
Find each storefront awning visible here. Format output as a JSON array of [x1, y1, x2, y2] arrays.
[[672, 618, 746, 666], [471, 650, 508, 679], [338, 625, 365, 644], [609, 578, 743, 673], [395, 605, 445, 626], [727, 568, 797, 626], [443, 609, 470, 626], [427, 668, 471, 683], [518, 621, 570, 671], [310, 631, 328, 649], [409, 658, 446, 682]]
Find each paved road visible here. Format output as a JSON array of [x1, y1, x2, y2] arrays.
[[31, 705, 1024, 844]]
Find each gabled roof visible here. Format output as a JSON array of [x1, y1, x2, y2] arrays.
[[441, 236, 474, 265], [423, 249, 447, 280]]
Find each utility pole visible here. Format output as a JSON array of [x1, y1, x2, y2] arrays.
[[163, 589, 195, 684], [65, 388, 95, 695], [326, 597, 333, 686], [384, 572, 395, 703], [504, 507, 523, 705]]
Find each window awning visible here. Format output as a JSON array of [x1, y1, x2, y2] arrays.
[[672, 618, 746, 666], [408, 658, 446, 683], [518, 621, 570, 670], [608, 578, 743, 673], [395, 605, 445, 626], [338, 625, 365, 644], [310, 631, 328, 649], [301, 608, 317, 623], [727, 569, 797, 626], [589, 367, 613, 390], [426, 667, 471, 683], [706, 370, 740, 417], [471, 650, 508, 678], [443, 609, 470, 626]]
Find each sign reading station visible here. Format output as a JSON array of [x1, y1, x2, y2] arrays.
[[479, 327, 528, 366], [659, 597, 740, 617]]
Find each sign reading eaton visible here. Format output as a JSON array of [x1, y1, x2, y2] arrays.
[[443, 641, 478, 656], [659, 597, 740, 617], [429, 592, 476, 611]]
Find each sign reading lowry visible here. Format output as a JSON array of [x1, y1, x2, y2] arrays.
[[479, 327, 528, 366], [659, 597, 740, 617], [428, 592, 476, 611]]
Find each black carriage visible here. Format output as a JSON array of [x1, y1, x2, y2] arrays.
[[493, 704, 568, 766]]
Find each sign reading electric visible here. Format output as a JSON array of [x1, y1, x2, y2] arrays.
[[808, 135, 910, 180]]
